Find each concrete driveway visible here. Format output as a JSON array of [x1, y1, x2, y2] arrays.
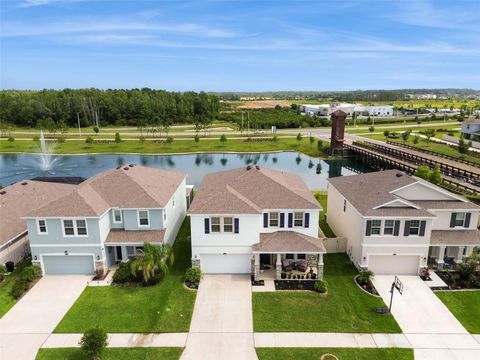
[[182, 275, 257, 360], [0, 275, 90, 359]]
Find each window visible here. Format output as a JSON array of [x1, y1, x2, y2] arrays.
[[409, 220, 420, 235], [383, 220, 394, 235], [37, 219, 48, 234], [286, 254, 294, 260], [294, 212, 304, 227], [172, 197, 175, 207], [211, 217, 221, 233], [63, 220, 75, 235], [269, 212, 279, 227], [371, 220, 381, 235], [138, 210, 150, 227], [113, 209, 122, 223], [76, 220, 87, 235], [343, 199, 347, 213], [223, 217, 233, 233], [297, 254, 306, 260], [63, 219, 88, 236], [454, 213, 466, 227]]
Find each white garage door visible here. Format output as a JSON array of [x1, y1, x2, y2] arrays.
[[43, 255, 95, 275], [368, 255, 419, 275], [201, 254, 251, 274]]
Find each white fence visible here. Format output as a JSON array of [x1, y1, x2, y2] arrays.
[[322, 237, 347, 253]]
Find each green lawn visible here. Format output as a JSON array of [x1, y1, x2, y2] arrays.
[[436, 291, 480, 334], [54, 219, 196, 333], [256, 348, 414, 360], [0, 137, 327, 158], [0, 259, 31, 318], [36, 347, 183, 360], [313, 191, 336, 237], [253, 253, 401, 333]]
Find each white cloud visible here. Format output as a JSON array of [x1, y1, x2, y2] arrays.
[[18, 0, 63, 8]]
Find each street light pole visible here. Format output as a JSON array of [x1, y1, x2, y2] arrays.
[[77, 112, 82, 136]]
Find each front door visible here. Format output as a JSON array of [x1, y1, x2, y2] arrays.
[[260, 254, 271, 266], [116, 246, 122, 261]]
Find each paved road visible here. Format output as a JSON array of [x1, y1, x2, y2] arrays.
[[0, 275, 90, 360], [372, 275, 480, 360], [181, 274, 257, 360]]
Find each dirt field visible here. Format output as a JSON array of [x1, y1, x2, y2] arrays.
[[234, 100, 292, 109]]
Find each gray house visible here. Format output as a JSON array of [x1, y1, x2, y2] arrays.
[[461, 119, 480, 141], [24, 165, 187, 276]]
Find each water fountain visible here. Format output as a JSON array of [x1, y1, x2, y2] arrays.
[[37, 131, 58, 171]]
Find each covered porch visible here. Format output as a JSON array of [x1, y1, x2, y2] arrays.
[[104, 229, 165, 267], [428, 230, 479, 269], [252, 231, 326, 281]]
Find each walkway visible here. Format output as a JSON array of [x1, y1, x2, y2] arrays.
[[372, 275, 480, 360], [181, 274, 257, 360], [0, 275, 90, 360]]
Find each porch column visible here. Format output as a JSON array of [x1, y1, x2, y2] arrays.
[[254, 253, 260, 281], [465, 246, 475, 258], [121, 245, 129, 262], [276, 254, 282, 280], [317, 253, 324, 280], [436, 246, 446, 269], [456, 246, 466, 263]]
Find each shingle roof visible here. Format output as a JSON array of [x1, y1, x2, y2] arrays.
[[188, 167, 320, 214], [0, 180, 76, 246], [253, 231, 326, 253], [27, 166, 186, 217], [105, 229, 165, 244], [413, 200, 480, 210], [430, 230, 480, 246]]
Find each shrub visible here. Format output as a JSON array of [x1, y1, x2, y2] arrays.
[[357, 270, 374, 285], [383, 130, 390, 138], [85, 136, 94, 144], [80, 326, 108, 359], [10, 278, 29, 299], [185, 267, 202, 284], [114, 132, 122, 143], [21, 265, 41, 282], [7, 136, 14, 142], [166, 136, 174, 143], [272, 135, 278, 142], [413, 135, 420, 144], [56, 136, 65, 143], [309, 136, 315, 145], [296, 133, 303, 141], [220, 134, 227, 144], [93, 126, 99, 134], [0, 264, 6, 274], [314, 279, 327, 293], [33, 135, 40, 142], [317, 140, 324, 152], [112, 261, 139, 284], [194, 134, 200, 143], [368, 126, 375, 132]]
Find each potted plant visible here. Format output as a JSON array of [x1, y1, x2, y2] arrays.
[[311, 272, 317, 280], [281, 272, 287, 279]]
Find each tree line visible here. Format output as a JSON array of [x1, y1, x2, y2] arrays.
[[0, 89, 220, 129]]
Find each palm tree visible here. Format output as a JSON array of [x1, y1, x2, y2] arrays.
[[130, 243, 174, 284]]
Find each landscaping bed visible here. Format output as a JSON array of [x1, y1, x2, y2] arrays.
[[274, 280, 315, 291], [35, 347, 184, 360], [253, 253, 401, 333], [256, 347, 414, 360], [354, 275, 379, 296], [435, 270, 480, 290]]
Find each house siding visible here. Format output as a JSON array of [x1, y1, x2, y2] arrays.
[[123, 209, 164, 230]]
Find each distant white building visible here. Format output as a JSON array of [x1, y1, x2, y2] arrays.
[[407, 94, 437, 100], [299, 104, 393, 117]]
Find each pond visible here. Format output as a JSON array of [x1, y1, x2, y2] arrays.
[[0, 152, 371, 188]]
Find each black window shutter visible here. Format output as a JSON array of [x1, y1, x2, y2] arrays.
[[450, 213, 456, 228], [280, 213, 285, 228], [464, 213, 471, 228], [365, 220, 372, 236], [393, 220, 400, 236], [204, 218, 210, 234], [304, 213, 310, 228], [263, 213, 268, 228], [288, 213, 293, 228], [404, 220, 411, 236], [234, 218, 239, 233], [419, 220, 426, 236]]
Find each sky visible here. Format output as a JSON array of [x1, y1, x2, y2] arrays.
[[1, 0, 479, 91]]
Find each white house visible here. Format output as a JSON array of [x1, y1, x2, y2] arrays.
[[461, 119, 480, 142], [299, 104, 393, 117], [188, 166, 326, 280], [327, 170, 480, 275], [23, 165, 188, 276]]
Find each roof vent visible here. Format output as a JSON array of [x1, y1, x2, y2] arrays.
[[255, 165, 260, 170], [246, 166, 252, 170], [396, 173, 403, 177], [123, 167, 129, 170], [21, 181, 28, 185], [0, 190, 6, 195]]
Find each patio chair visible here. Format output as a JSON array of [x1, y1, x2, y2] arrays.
[[282, 259, 293, 272], [297, 260, 307, 272]]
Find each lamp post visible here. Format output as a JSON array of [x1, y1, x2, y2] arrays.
[[77, 112, 82, 136]]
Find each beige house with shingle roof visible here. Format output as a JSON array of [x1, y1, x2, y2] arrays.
[[188, 166, 326, 280], [327, 170, 480, 275], [23, 165, 188, 276]]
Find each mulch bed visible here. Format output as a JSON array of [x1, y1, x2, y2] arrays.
[[92, 270, 110, 281], [251, 276, 265, 286], [274, 280, 315, 291], [355, 277, 379, 296], [185, 281, 199, 289], [435, 270, 480, 290]]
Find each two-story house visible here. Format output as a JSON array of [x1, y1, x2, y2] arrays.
[[327, 170, 480, 275], [188, 166, 326, 280], [24, 165, 187, 276]]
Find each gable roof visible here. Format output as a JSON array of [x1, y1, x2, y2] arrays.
[[188, 167, 320, 214], [328, 170, 476, 217], [253, 231, 326, 253], [27, 165, 186, 217], [0, 180, 76, 246]]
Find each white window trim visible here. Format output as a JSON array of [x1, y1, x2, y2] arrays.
[[383, 220, 395, 236], [370, 220, 382, 236], [62, 218, 89, 237], [293, 212, 304, 228], [113, 209, 123, 223], [210, 216, 235, 234], [210, 216, 221, 233], [409, 220, 421, 236], [137, 210, 150, 227], [269, 212, 279, 227], [454, 213, 466, 227], [223, 217, 234, 233], [36, 219, 48, 235]]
